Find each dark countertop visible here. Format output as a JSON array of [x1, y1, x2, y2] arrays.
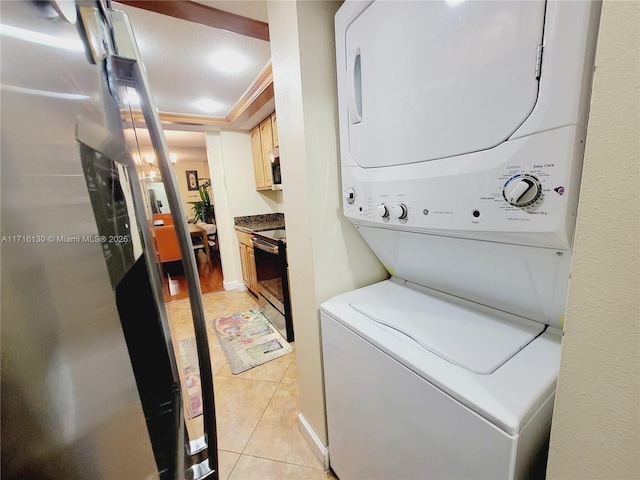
[[234, 213, 285, 233]]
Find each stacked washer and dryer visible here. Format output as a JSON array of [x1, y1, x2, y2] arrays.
[[321, 1, 601, 479]]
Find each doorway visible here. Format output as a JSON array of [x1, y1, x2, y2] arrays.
[[121, 116, 224, 301]]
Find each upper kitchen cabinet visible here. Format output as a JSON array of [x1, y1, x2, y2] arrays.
[[251, 112, 279, 191], [259, 117, 274, 178], [250, 125, 270, 190], [271, 112, 278, 147]]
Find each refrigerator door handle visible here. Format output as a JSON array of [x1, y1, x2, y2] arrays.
[[75, 118, 187, 480], [107, 10, 219, 479]]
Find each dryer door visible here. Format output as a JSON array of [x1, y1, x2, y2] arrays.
[[343, 0, 546, 168]]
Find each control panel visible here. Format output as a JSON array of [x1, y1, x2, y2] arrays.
[[341, 126, 585, 250]]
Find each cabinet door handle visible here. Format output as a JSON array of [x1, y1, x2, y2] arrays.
[[347, 47, 362, 124]]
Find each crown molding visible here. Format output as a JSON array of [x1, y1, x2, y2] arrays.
[[226, 62, 273, 125], [123, 62, 274, 129], [122, 109, 228, 128]]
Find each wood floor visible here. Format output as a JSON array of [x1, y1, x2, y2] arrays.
[[161, 249, 224, 303]]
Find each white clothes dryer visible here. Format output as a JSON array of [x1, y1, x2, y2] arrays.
[[322, 1, 601, 479]]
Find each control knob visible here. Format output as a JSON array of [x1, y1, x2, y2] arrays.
[[503, 175, 541, 207], [391, 203, 408, 219], [345, 187, 356, 204], [377, 204, 389, 218]]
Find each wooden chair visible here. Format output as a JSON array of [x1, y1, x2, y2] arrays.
[[195, 222, 218, 262]]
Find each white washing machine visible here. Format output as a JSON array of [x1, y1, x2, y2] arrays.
[[321, 1, 601, 479]]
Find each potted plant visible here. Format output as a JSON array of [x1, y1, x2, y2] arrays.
[[189, 179, 215, 224]]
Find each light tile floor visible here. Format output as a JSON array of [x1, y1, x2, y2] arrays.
[[165, 290, 336, 480]]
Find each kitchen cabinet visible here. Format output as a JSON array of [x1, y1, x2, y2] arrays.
[[236, 230, 258, 296], [271, 112, 278, 147], [250, 112, 278, 191], [258, 117, 274, 190], [250, 126, 269, 190], [247, 247, 256, 294]]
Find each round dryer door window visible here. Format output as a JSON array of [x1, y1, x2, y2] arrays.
[[344, 0, 546, 168]]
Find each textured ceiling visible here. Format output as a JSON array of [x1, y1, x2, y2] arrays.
[[113, 1, 271, 151], [114, 2, 271, 118]]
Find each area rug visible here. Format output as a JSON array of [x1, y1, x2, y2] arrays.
[[178, 337, 203, 419], [212, 308, 294, 374]]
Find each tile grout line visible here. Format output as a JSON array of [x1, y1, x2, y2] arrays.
[[235, 351, 294, 466], [230, 359, 326, 478], [221, 450, 241, 480], [238, 378, 281, 458], [236, 453, 325, 474]]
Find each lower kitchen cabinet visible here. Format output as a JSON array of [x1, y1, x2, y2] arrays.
[[247, 247, 257, 294], [237, 230, 258, 296]]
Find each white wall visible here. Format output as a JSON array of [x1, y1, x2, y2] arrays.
[[547, 2, 640, 478], [205, 130, 283, 290], [219, 130, 283, 217], [268, 0, 388, 451]]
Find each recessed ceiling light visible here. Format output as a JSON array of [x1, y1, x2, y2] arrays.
[[210, 48, 250, 74], [196, 98, 223, 114]]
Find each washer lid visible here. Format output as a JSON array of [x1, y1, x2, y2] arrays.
[[344, 0, 546, 167], [349, 282, 544, 375]]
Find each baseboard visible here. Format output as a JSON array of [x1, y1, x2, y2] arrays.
[[298, 413, 330, 471], [223, 280, 246, 292]]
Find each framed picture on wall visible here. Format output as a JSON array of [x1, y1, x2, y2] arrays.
[[186, 170, 199, 191]]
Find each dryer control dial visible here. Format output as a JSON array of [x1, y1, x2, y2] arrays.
[[345, 187, 356, 204], [391, 203, 408, 219], [377, 204, 389, 218], [503, 175, 541, 207]]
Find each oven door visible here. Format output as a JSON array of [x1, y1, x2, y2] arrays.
[[251, 237, 288, 339]]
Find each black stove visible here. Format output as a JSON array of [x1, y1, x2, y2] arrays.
[[253, 228, 286, 243], [250, 228, 293, 342]]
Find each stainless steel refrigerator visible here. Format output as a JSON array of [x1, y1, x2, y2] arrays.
[[1, 1, 217, 478]]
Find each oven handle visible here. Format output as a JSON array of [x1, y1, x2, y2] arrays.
[[251, 237, 279, 254]]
